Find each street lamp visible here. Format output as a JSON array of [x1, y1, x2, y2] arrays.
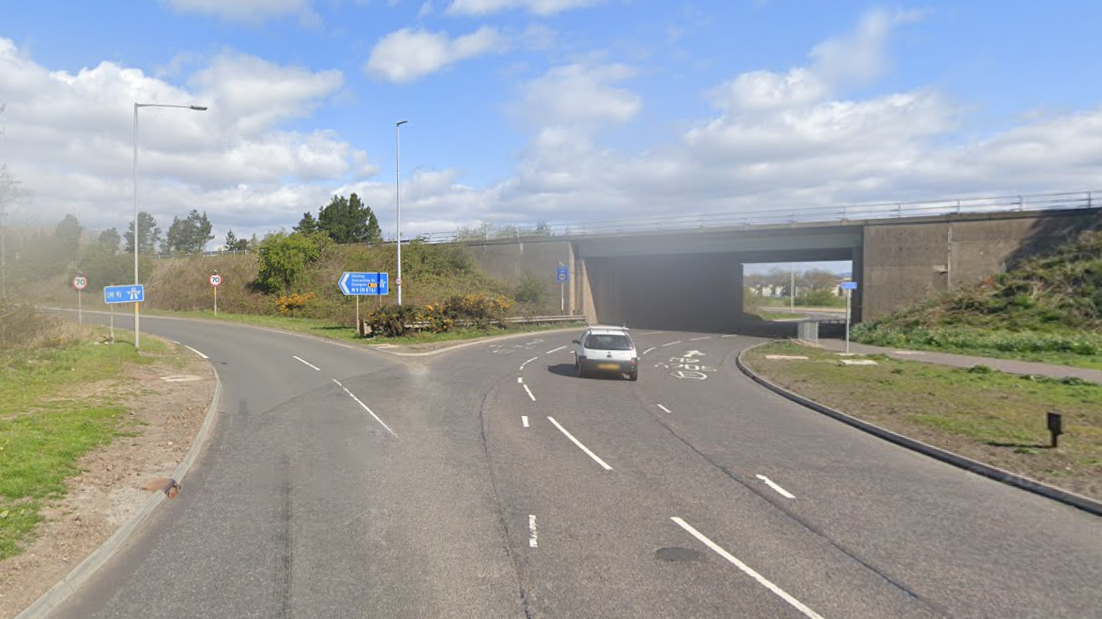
[[133, 102, 207, 349], [396, 120, 408, 306]]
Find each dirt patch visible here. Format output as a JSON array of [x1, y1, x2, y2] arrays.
[[0, 346, 215, 619]]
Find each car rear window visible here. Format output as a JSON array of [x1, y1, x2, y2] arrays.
[[584, 334, 633, 351]]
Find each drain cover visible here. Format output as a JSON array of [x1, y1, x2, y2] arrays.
[[655, 547, 700, 562]]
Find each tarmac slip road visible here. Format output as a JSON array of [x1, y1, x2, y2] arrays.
[[45, 318, 1102, 619]]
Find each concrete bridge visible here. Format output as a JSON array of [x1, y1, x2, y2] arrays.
[[451, 195, 1101, 332]]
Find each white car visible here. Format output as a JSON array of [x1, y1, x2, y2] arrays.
[[572, 326, 639, 381]]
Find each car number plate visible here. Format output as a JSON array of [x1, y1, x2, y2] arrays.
[[598, 363, 619, 370]]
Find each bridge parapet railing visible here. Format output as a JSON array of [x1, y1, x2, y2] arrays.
[[419, 190, 1097, 244]]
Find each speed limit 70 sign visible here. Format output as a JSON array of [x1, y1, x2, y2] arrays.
[[72, 275, 88, 290], [209, 274, 222, 287]]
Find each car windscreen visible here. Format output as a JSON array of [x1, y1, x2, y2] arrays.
[[584, 334, 633, 351]]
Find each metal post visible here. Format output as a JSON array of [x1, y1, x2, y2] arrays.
[[560, 282, 564, 314], [356, 295, 360, 337], [845, 288, 852, 354], [133, 103, 140, 349], [396, 120, 408, 306], [213, 285, 218, 316], [78, 288, 82, 326], [790, 264, 795, 312]]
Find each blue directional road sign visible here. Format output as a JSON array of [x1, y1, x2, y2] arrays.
[[840, 281, 858, 291], [339, 272, 389, 296], [556, 264, 569, 284], [104, 284, 145, 304]]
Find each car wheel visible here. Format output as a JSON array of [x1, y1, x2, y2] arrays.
[[576, 363, 586, 378], [628, 370, 638, 382]]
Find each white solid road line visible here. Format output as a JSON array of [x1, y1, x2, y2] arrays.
[[640, 331, 665, 335], [184, 345, 208, 359], [671, 518, 825, 619], [689, 336, 712, 341], [657, 404, 672, 414], [332, 379, 398, 437], [721, 334, 738, 338], [547, 416, 613, 471], [520, 356, 539, 371], [546, 345, 567, 354], [522, 415, 530, 428], [642, 347, 656, 356], [661, 341, 683, 347], [294, 355, 321, 371], [523, 384, 537, 401], [529, 515, 538, 548], [756, 475, 796, 499]]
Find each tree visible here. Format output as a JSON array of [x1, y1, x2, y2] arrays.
[[124, 211, 162, 255], [164, 209, 214, 255], [294, 211, 320, 235], [98, 228, 121, 255], [256, 231, 328, 294], [224, 229, 250, 252], [55, 214, 83, 254], [316, 193, 382, 244], [800, 268, 841, 292]]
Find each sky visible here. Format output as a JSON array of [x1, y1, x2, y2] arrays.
[[2, 1, 1102, 254]]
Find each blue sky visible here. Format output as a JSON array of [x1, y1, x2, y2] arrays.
[[2, 1, 1102, 257]]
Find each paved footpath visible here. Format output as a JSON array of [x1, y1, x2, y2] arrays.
[[817, 338, 1102, 384]]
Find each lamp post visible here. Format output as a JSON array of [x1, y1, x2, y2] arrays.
[[133, 102, 207, 349], [395, 120, 408, 306]]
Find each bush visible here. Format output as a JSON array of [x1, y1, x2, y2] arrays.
[[276, 292, 316, 316], [514, 272, 549, 307], [442, 293, 513, 329], [366, 304, 422, 338]]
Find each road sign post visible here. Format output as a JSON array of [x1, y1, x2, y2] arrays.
[[339, 272, 390, 336], [209, 272, 222, 315], [556, 263, 569, 314], [72, 275, 88, 326], [840, 280, 858, 354]]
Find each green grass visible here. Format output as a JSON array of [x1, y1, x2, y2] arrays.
[[0, 332, 146, 560], [745, 341, 1102, 499], [755, 310, 808, 321]]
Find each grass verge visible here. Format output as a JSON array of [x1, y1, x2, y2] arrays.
[[0, 326, 164, 561], [743, 340, 1102, 501]]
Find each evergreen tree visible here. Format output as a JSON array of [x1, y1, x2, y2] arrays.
[[124, 212, 162, 255], [316, 193, 381, 244]]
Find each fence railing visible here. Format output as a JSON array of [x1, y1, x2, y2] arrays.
[[415, 189, 1099, 244]]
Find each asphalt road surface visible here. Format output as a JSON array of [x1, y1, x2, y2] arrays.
[[47, 315, 1102, 618]]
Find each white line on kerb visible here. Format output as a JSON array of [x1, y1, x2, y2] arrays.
[[657, 404, 671, 414], [661, 341, 683, 347], [184, 345, 208, 359], [294, 355, 321, 371], [520, 356, 539, 371], [642, 347, 656, 356], [756, 475, 796, 499], [523, 384, 537, 401], [522, 415, 530, 428], [332, 379, 398, 437], [671, 518, 824, 619], [529, 515, 538, 548], [689, 336, 712, 341], [546, 346, 567, 354], [547, 417, 613, 471]]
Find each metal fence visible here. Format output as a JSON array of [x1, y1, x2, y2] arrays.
[[415, 189, 1100, 244]]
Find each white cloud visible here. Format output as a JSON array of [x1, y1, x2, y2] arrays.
[[447, 0, 609, 16], [364, 27, 506, 83], [162, 0, 315, 23], [517, 62, 640, 129]]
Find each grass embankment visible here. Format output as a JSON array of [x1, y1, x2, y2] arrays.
[[0, 324, 170, 561], [744, 341, 1102, 500], [854, 229, 1102, 367]]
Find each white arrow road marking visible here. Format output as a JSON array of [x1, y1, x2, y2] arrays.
[[333, 379, 397, 437], [671, 518, 825, 619], [546, 346, 567, 354], [657, 404, 671, 414], [523, 384, 537, 401], [529, 515, 538, 548], [184, 345, 208, 359], [294, 356, 321, 371], [520, 356, 539, 371], [642, 347, 656, 356], [756, 475, 796, 499], [661, 341, 683, 347], [547, 417, 613, 471], [684, 350, 705, 357]]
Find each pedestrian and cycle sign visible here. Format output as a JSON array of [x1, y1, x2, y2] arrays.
[[556, 264, 569, 284], [104, 284, 144, 304], [72, 275, 88, 290], [209, 273, 222, 287], [840, 281, 858, 290], [338, 272, 389, 296]]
